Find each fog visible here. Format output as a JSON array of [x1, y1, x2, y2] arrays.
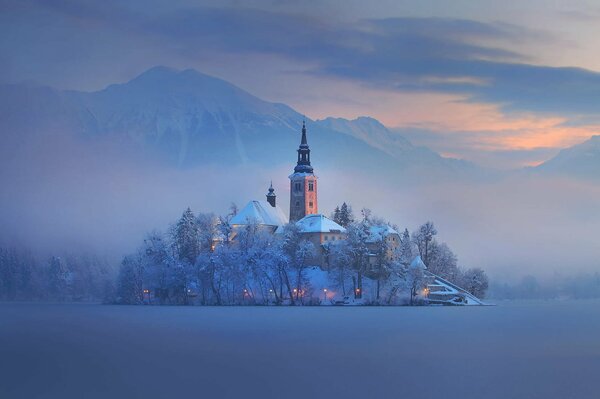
[[1, 131, 600, 283]]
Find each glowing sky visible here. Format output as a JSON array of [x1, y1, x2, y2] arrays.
[[2, 0, 600, 169]]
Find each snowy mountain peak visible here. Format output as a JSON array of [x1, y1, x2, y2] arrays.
[[536, 135, 600, 179]]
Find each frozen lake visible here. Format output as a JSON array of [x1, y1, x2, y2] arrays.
[[1, 301, 599, 399]]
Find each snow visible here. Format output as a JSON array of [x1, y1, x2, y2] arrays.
[[230, 200, 288, 227], [366, 224, 399, 242], [410, 255, 427, 269], [295, 214, 346, 233]]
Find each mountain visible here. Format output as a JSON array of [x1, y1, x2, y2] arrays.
[[535, 136, 600, 179], [0, 66, 482, 180], [316, 116, 413, 156]]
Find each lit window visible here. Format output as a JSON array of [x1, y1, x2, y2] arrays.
[[308, 181, 314, 191]]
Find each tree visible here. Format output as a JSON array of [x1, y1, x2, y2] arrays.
[[427, 242, 459, 283], [360, 207, 372, 223], [327, 241, 352, 296], [345, 222, 370, 299], [117, 255, 144, 304], [292, 240, 316, 303], [48, 256, 69, 300], [331, 206, 341, 225], [406, 258, 426, 305], [412, 222, 437, 266], [172, 208, 200, 265], [371, 230, 392, 302], [333, 202, 354, 227], [196, 212, 219, 252], [461, 268, 489, 298], [398, 229, 414, 267]]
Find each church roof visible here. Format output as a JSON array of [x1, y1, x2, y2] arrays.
[[230, 200, 288, 227], [296, 214, 346, 233]]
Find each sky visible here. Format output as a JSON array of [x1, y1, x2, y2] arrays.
[[2, 0, 600, 280], [2, 0, 600, 169]]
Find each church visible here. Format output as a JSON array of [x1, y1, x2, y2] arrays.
[[230, 121, 347, 264]]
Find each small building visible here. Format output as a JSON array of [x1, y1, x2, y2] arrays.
[[296, 214, 346, 266], [366, 224, 401, 266]]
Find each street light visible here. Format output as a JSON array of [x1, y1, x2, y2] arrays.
[[323, 288, 328, 303]]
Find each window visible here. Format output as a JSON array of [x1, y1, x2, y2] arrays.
[[295, 201, 300, 207], [324, 236, 328, 241], [308, 181, 314, 191], [309, 201, 313, 208], [294, 182, 302, 192]]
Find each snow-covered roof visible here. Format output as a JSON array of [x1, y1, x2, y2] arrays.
[[366, 224, 400, 242], [410, 255, 427, 270], [230, 200, 288, 227], [296, 214, 346, 233]]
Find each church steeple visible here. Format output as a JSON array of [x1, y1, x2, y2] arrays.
[[266, 181, 276, 207], [289, 120, 318, 222], [294, 120, 313, 173]]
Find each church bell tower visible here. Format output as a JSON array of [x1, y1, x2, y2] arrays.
[[289, 121, 318, 222]]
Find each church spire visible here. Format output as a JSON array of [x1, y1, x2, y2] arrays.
[[301, 120, 308, 146], [294, 120, 313, 173], [266, 181, 276, 207]]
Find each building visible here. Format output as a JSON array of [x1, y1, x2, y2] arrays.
[[296, 214, 346, 266], [366, 224, 401, 266], [289, 121, 318, 222], [229, 184, 288, 240]]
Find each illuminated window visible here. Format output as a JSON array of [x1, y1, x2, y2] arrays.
[[308, 181, 314, 191]]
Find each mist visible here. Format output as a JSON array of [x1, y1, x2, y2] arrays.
[[1, 128, 599, 285]]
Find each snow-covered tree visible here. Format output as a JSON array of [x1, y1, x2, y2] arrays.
[[172, 208, 200, 265], [370, 230, 392, 303], [460, 267, 489, 298], [117, 255, 144, 304], [427, 242, 459, 282], [332, 202, 354, 227], [292, 240, 316, 303], [345, 222, 370, 299], [412, 222, 437, 266], [406, 258, 427, 305], [327, 241, 352, 296]]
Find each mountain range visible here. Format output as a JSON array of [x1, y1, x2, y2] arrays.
[[0, 66, 597, 181]]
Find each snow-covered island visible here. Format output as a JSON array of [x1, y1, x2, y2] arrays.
[[116, 122, 488, 306]]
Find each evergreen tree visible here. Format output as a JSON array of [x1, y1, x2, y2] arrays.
[[173, 208, 200, 264], [341, 202, 354, 227], [332, 206, 341, 225]]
